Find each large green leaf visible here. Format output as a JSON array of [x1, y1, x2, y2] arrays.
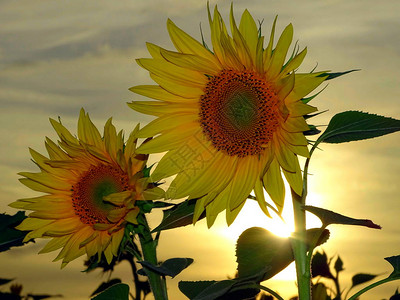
[[236, 227, 293, 281], [304, 206, 381, 229], [90, 279, 122, 296], [91, 283, 129, 300], [316, 111, 400, 144], [0, 212, 28, 252]]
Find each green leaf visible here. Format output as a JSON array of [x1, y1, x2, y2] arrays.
[[334, 255, 344, 273], [351, 273, 378, 289], [0, 212, 29, 252], [386, 255, 400, 279], [91, 283, 129, 300], [317, 111, 400, 144], [304, 206, 381, 229], [236, 227, 293, 282], [317, 69, 360, 80], [152, 199, 205, 232], [138, 257, 193, 278]]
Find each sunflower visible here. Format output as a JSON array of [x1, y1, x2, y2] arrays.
[[129, 5, 327, 227], [10, 109, 163, 267]]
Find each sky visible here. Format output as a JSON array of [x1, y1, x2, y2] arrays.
[[1, 0, 400, 299]]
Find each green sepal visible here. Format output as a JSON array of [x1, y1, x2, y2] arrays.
[[317, 69, 360, 80]]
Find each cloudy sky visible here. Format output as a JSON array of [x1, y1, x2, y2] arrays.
[[1, 0, 399, 299]]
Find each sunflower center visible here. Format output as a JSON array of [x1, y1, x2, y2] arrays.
[[199, 70, 281, 157], [71, 164, 131, 225]]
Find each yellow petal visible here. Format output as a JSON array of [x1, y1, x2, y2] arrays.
[[273, 139, 297, 173], [239, 9, 258, 63], [282, 116, 310, 133], [291, 72, 327, 100], [129, 85, 198, 102], [39, 235, 70, 254], [280, 47, 307, 76], [282, 156, 303, 196], [226, 201, 245, 226], [263, 16, 277, 69], [150, 73, 204, 99], [267, 24, 293, 79], [160, 48, 220, 75], [136, 113, 198, 138], [166, 18, 217, 63], [288, 102, 317, 117], [136, 123, 200, 154], [228, 155, 260, 211], [137, 58, 206, 88], [77, 109, 102, 148], [262, 159, 285, 213], [254, 179, 272, 217]]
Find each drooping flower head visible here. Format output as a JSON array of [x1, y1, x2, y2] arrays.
[[10, 109, 162, 267], [129, 5, 327, 227]]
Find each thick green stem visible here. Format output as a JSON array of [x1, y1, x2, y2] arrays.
[[291, 189, 311, 300], [138, 215, 168, 300]]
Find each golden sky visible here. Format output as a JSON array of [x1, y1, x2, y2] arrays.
[[1, 0, 400, 299]]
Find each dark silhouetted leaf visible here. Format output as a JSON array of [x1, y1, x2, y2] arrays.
[[317, 69, 360, 80], [179, 281, 217, 299], [304, 206, 381, 229], [386, 255, 400, 279], [138, 257, 193, 278], [236, 227, 293, 282], [334, 255, 344, 273], [0, 212, 29, 252], [351, 273, 378, 288], [0, 278, 14, 286], [152, 199, 205, 232], [390, 288, 400, 300], [91, 283, 129, 300], [91, 278, 122, 296], [317, 111, 400, 144], [27, 294, 62, 300], [0, 292, 20, 300], [311, 251, 333, 279], [192, 280, 236, 300]]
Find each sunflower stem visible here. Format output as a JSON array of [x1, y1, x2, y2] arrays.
[[291, 188, 311, 300], [137, 214, 168, 300]]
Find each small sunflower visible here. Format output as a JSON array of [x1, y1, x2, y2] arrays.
[[129, 5, 327, 227], [10, 109, 163, 267]]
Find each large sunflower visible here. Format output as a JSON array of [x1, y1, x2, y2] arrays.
[[129, 5, 327, 227], [10, 109, 163, 267]]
